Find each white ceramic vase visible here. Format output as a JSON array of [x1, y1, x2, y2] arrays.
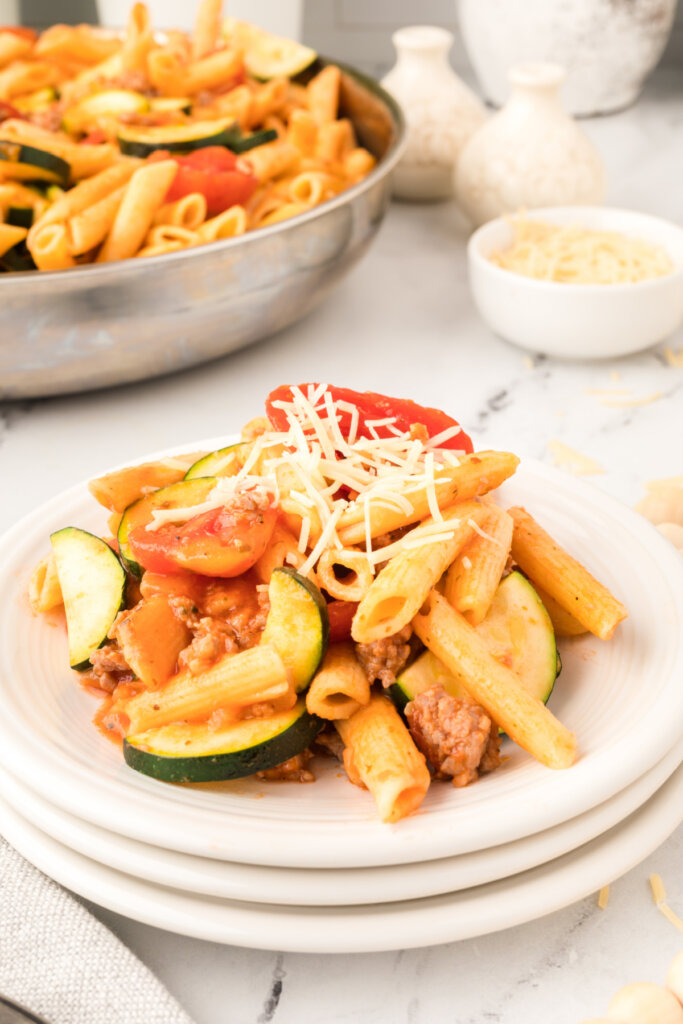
[[458, 0, 678, 117], [455, 63, 606, 228], [381, 25, 487, 201]]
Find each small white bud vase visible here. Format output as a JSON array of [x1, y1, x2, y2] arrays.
[[455, 63, 606, 227], [381, 26, 487, 201]]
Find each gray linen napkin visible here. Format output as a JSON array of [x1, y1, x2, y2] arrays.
[[0, 838, 195, 1024]]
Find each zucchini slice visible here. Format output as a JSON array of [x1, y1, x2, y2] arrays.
[[117, 118, 237, 157], [0, 141, 70, 185], [117, 477, 217, 577], [223, 18, 317, 80], [116, 119, 277, 157], [62, 89, 149, 135], [50, 527, 126, 670], [261, 568, 329, 692], [14, 86, 58, 114], [6, 205, 33, 228], [391, 571, 559, 714], [0, 242, 36, 272], [149, 97, 193, 114], [123, 697, 323, 782], [184, 443, 244, 480]]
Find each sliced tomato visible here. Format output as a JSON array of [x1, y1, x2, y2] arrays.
[[127, 503, 278, 577], [80, 129, 108, 145], [327, 600, 358, 643], [149, 146, 257, 217], [266, 384, 473, 453]]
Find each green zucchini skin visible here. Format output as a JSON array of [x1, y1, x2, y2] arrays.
[[391, 571, 559, 716], [117, 122, 277, 158], [0, 142, 70, 185], [184, 443, 244, 480], [50, 527, 126, 670], [6, 205, 33, 228], [123, 700, 323, 783], [0, 242, 36, 272], [117, 476, 217, 577], [261, 567, 329, 692], [62, 89, 150, 135]]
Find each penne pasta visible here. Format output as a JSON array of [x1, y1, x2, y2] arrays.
[[533, 583, 588, 637], [119, 644, 294, 735], [0, 222, 27, 257], [97, 159, 178, 262], [0, 32, 33, 69], [413, 591, 577, 770], [27, 222, 75, 270], [337, 451, 520, 546], [32, 159, 140, 230], [316, 548, 374, 603], [306, 65, 341, 123], [192, 0, 222, 59], [305, 642, 370, 720], [196, 204, 247, 241], [351, 501, 487, 643], [444, 505, 514, 625], [508, 506, 627, 640], [336, 694, 430, 823], [153, 193, 207, 230], [66, 185, 127, 255], [28, 553, 63, 613], [145, 223, 200, 248]]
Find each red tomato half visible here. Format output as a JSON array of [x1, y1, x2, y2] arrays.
[[266, 384, 473, 453], [80, 129, 108, 145], [0, 100, 22, 123], [128, 503, 278, 577], [149, 147, 257, 217]]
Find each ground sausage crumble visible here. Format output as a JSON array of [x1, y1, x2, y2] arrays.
[[355, 625, 412, 688], [406, 684, 501, 787]]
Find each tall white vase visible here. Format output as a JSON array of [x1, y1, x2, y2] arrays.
[[381, 26, 487, 201], [455, 63, 605, 227]]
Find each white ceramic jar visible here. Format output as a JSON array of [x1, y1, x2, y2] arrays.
[[458, 0, 678, 116], [381, 25, 487, 201], [455, 63, 605, 227]]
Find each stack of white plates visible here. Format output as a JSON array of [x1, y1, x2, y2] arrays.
[[0, 446, 682, 953]]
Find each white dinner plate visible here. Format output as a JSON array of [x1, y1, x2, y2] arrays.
[[1, 763, 682, 953], [0, 442, 682, 868], [1, 741, 681, 907]]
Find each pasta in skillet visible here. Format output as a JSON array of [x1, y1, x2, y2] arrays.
[[0, 0, 377, 272], [30, 385, 628, 823]]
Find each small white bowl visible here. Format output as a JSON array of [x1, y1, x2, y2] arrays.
[[467, 206, 683, 359]]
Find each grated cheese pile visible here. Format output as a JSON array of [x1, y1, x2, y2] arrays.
[[148, 384, 471, 577], [490, 215, 673, 285]]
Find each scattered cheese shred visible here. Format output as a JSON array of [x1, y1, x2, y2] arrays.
[[598, 885, 610, 910], [490, 215, 673, 284], [599, 391, 662, 408], [547, 440, 604, 476], [649, 874, 683, 932], [584, 388, 631, 397], [663, 346, 683, 368]]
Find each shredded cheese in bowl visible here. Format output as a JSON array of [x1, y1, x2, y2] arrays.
[[489, 215, 673, 285]]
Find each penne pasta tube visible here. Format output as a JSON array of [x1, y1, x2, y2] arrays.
[[65, 185, 126, 255], [88, 454, 204, 512], [145, 224, 200, 248], [192, 0, 222, 59], [66, 144, 120, 182], [119, 645, 294, 735], [196, 204, 247, 241], [508, 506, 627, 640], [306, 64, 341, 123], [245, 140, 300, 183], [287, 170, 325, 206], [533, 583, 587, 637], [316, 548, 373, 603], [153, 193, 207, 230], [119, 2, 154, 72], [35, 24, 122, 65], [413, 591, 577, 770], [0, 61, 59, 100], [287, 108, 318, 155], [336, 694, 430, 823], [351, 501, 486, 643], [0, 32, 33, 68], [337, 451, 520, 547], [27, 223, 75, 270], [33, 159, 140, 230], [98, 159, 178, 262], [135, 241, 183, 258], [0, 223, 27, 257], [444, 505, 514, 625], [147, 47, 185, 95], [28, 553, 63, 613], [199, 83, 252, 127], [315, 118, 355, 164], [306, 642, 370, 720], [259, 200, 307, 226], [183, 47, 243, 94], [344, 147, 376, 180], [248, 78, 289, 127]]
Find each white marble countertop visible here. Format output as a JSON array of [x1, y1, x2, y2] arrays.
[[1, 68, 682, 1024]]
